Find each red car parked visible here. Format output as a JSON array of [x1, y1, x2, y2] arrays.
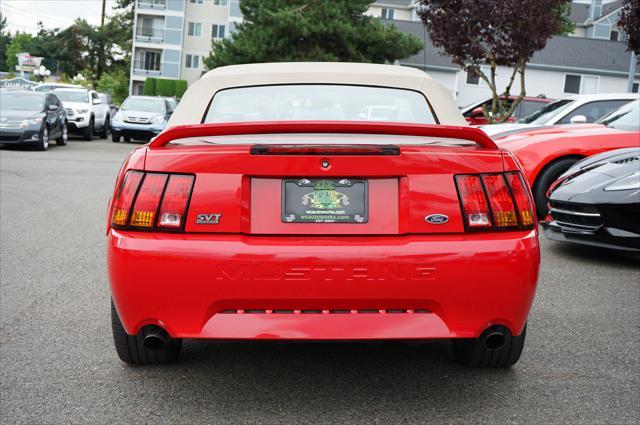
[[493, 100, 640, 216], [462, 96, 553, 125], [107, 63, 540, 367]]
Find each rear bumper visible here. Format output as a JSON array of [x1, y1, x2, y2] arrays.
[[108, 229, 540, 340]]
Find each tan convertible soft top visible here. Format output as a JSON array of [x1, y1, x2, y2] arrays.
[[168, 62, 467, 127]]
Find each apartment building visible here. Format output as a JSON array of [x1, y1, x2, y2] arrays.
[[129, 0, 241, 95]]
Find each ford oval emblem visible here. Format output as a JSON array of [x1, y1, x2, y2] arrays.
[[425, 214, 449, 224]]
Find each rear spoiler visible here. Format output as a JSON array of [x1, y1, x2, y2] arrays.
[[148, 121, 499, 150]]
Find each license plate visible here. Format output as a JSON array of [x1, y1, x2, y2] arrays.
[[282, 178, 368, 223]]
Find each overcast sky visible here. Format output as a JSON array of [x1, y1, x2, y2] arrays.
[[1, 0, 118, 34]]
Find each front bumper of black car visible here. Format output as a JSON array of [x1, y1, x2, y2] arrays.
[[0, 128, 40, 144]]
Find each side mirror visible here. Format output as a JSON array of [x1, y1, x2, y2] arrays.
[[92, 98, 102, 105], [48, 104, 59, 111], [471, 107, 484, 118], [569, 114, 587, 124]]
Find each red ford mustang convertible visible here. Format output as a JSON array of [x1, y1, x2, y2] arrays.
[[107, 63, 540, 367]]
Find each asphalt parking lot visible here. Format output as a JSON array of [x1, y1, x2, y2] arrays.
[[1, 137, 639, 424]]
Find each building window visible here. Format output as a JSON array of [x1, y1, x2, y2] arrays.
[[185, 54, 200, 69], [564, 74, 599, 94], [213, 0, 229, 5], [187, 22, 202, 37], [609, 30, 619, 41], [189, 0, 203, 3], [466, 66, 481, 85], [212, 24, 225, 39], [633, 82, 639, 93], [381, 8, 395, 20]]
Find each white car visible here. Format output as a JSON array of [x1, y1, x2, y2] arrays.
[[33, 82, 83, 93], [53, 88, 111, 140], [481, 93, 638, 137]]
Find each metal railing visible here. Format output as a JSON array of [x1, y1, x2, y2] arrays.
[[132, 60, 162, 75], [135, 27, 164, 42], [137, 0, 166, 10]]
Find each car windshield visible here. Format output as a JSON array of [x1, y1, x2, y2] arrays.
[[203, 84, 437, 124], [121, 98, 166, 113], [518, 99, 573, 124], [55, 90, 89, 103], [0, 93, 44, 111], [597, 100, 640, 131]]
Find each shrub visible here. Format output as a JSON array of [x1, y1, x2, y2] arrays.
[[143, 77, 157, 96], [175, 79, 188, 99], [155, 78, 176, 97]]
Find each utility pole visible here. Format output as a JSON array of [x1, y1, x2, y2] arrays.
[[101, 0, 107, 27], [97, 0, 107, 81]]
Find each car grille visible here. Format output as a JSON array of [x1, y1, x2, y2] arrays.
[[0, 135, 21, 142], [124, 116, 151, 124], [218, 309, 431, 315], [550, 200, 603, 232], [65, 108, 74, 116]]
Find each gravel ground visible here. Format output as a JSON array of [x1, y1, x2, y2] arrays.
[[1, 138, 638, 424]]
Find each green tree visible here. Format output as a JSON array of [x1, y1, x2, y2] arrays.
[[6, 32, 33, 71], [205, 0, 423, 69], [0, 12, 12, 72], [96, 69, 129, 104]]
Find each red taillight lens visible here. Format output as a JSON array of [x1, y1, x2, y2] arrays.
[[111, 171, 143, 227], [505, 172, 535, 228], [455, 175, 491, 229], [456, 171, 535, 231], [130, 173, 168, 228], [482, 174, 518, 228], [111, 171, 194, 231], [157, 174, 194, 229]]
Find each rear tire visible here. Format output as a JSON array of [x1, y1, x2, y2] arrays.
[[532, 158, 579, 217], [111, 300, 182, 365], [99, 117, 110, 139], [82, 117, 94, 141], [453, 324, 526, 368]]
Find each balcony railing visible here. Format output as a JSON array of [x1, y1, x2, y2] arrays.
[[132, 60, 162, 75], [135, 27, 164, 43], [137, 0, 166, 10]]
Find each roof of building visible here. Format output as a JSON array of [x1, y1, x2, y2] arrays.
[[373, 0, 414, 7], [387, 20, 638, 77], [570, 0, 623, 25]]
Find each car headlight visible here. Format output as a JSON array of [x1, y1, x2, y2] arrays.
[[115, 111, 126, 121], [76, 108, 89, 114], [19, 116, 43, 128], [604, 171, 640, 191], [151, 115, 165, 124]]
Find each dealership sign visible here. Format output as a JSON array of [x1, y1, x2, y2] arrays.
[[15, 52, 43, 73], [0, 77, 37, 90]]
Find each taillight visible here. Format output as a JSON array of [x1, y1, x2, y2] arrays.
[[455, 175, 491, 229], [110, 170, 194, 231], [157, 175, 194, 229], [505, 172, 536, 227], [481, 174, 517, 228], [130, 173, 168, 228], [111, 171, 143, 227], [250, 144, 400, 155], [455, 172, 535, 231]]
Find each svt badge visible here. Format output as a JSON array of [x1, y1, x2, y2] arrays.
[[425, 214, 449, 224], [196, 213, 221, 224]]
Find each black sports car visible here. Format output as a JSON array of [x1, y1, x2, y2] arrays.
[[543, 148, 640, 253]]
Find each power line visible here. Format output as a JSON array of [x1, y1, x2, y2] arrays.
[[1, 2, 76, 26]]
